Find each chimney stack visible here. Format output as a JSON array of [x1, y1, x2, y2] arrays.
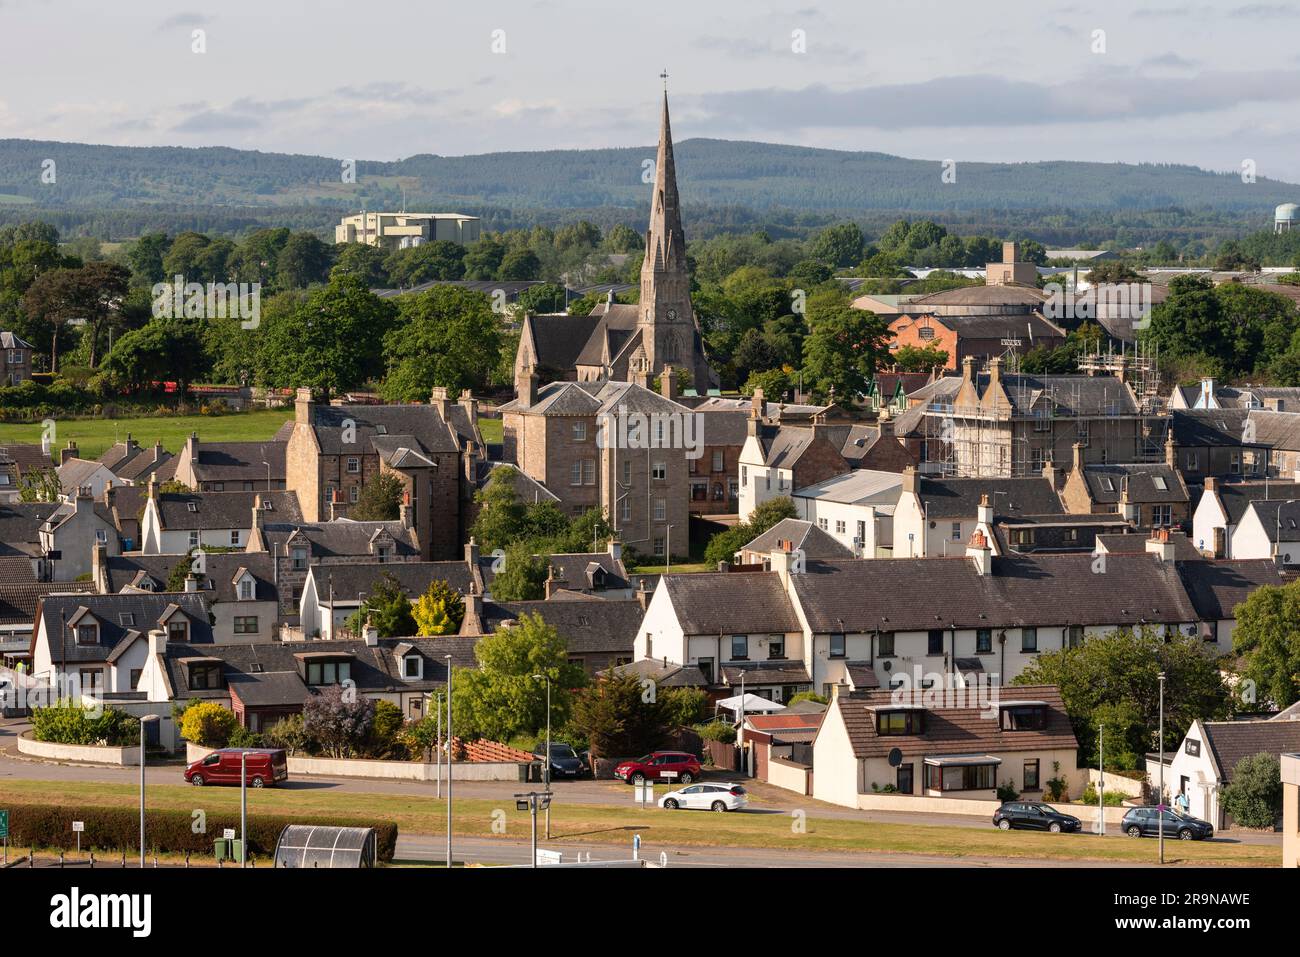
[[429, 385, 450, 421], [636, 577, 652, 611], [294, 387, 315, 425], [400, 488, 414, 529], [1165, 428, 1177, 469], [607, 537, 623, 562], [1072, 441, 1086, 473], [465, 536, 480, 568], [967, 529, 993, 576], [977, 492, 994, 526], [363, 618, 379, 646], [1146, 527, 1177, 564], [184, 572, 200, 593], [901, 464, 920, 496], [60, 440, 79, 466], [659, 365, 678, 400]]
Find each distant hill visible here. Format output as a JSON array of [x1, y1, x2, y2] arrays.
[[2, 137, 1296, 214]]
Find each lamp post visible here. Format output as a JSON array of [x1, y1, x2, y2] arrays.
[[445, 653, 453, 870], [138, 714, 159, 868], [532, 673, 552, 839], [1158, 670, 1166, 865], [240, 750, 250, 868]]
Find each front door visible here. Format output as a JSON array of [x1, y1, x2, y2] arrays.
[[896, 764, 914, 794]]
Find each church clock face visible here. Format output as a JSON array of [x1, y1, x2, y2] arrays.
[[666, 308, 677, 321]]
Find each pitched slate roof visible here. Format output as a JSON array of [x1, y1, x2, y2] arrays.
[[0, 443, 53, 474], [791, 554, 1200, 633], [155, 490, 302, 530], [1094, 530, 1201, 561], [1211, 482, 1300, 525], [484, 598, 643, 654], [477, 550, 628, 594], [523, 313, 604, 374], [1175, 560, 1285, 621], [104, 552, 279, 604], [0, 331, 33, 349], [1200, 719, 1300, 783], [916, 476, 1063, 518], [259, 521, 420, 559], [741, 518, 854, 561], [187, 440, 287, 484], [794, 469, 903, 507], [34, 592, 213, 664], [0, 502, 58, 557], [158, 635, 480, 702], [57, 457, 109, 489], [1242, 499, 1300, 542], [909, 285, 1048, 307], [1083, 463, 1187, 504], [308, 404, 459, 456], [601, 658, 709, 687], [829, 684, 1078, 760], [720, 661, 812, 686], [0, 581, 95, 625], [311, 560, 476, 604], [660, 572, 802, 635], [475, 461, 560, 504]]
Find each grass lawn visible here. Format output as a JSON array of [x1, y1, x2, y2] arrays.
[[478, 417, 502, 445], [0, 779, 1275, 867], [634, 562, 713, 574], [0, 409, 292, 460]]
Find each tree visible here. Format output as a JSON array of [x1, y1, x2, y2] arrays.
[[1231, 579, 1300, 708], [262, 714, 308, 755], [18, 468, 61, 503], [303, 685, 375, 758], [892, 345, 949, 372], [498, 248, 541, 280], [330, 241, 388, 287], [491, 543, 549, 601], [385, 240, 466, 286], [811, 222, 864, 268], [125, 232, 171, 287], [100, 316, 210, 397], [1220, 753, 1282, 829], [275, 232, 332, 289], [350, 472, 404, 522], [412, 579, 465, 636], [570, 671, 672, 758], [470, 466, 529, 551], [660, 687, 709, 728], [345, 572, 416, 638], [179, 702, 239, 748], [256, 275, 396, 395], [1014, 627, 1231, 766], [704, 496, 798, 567], [367, 699, 406, 758], [451, 612, 583, 742], [802, 296, 892, 402], [381, 286, 501, 400]]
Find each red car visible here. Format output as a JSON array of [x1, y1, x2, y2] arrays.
[[185, 748, 288, 788], [614, 751, 701, 786]]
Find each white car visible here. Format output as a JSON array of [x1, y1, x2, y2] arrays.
[[659, 783, 748, 812]]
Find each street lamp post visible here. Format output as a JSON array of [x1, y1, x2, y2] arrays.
[[445, 654, 453, 870], [533, 673, 552, 839], [1158, 670, 1166, 865], [240, 750, 249, 868], [138, 714, 159, 868]]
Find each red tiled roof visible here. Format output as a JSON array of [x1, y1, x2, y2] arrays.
[[746, 713, 824, 732]]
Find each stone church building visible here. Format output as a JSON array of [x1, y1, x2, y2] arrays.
[[513, 93, 717, 392]]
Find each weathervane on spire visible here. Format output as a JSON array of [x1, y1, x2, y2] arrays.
[[660, 69, 669, 92]]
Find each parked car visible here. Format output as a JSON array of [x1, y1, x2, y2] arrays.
[[1121, 806, 1214, 840], [185, 748, 288, 788], [660, 783, 748, 812], [614, 751, 701, 785], [992, 802, 1081, 833], [533, 742, 585, 779]]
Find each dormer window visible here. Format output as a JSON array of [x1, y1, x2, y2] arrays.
[[376, 546, 391, 563], [291, 547, 308, 570], [75, 622, 98, 645], [876, 708, 925, 736], [306, 659, 352, 686], [238, 578, 254, 601], [403, 655, 422, 679], [1000, 703, 1048, 731], [187, 502, 198, 513], [167, 618, 189, 642]]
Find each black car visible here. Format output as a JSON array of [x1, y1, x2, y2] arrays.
[[1121, 806, 1214, 840], [533, 742, 585, 779], [993, 802, 1082, 833]]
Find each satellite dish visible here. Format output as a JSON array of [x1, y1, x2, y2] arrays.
[[888, 748, 903, 768]]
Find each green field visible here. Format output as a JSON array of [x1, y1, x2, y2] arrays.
[[0, 409, 291, 459], [0, 779, 1276, 867]]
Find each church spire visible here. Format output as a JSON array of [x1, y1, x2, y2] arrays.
[[644, 88, 687, 274]]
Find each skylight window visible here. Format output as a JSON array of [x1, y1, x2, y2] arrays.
[[1153, 476, 1168, 491]]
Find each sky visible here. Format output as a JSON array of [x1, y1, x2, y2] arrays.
[[3, 0, 1300, 182]]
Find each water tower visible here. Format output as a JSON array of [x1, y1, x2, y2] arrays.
[[1276, 203, 1300, 234]]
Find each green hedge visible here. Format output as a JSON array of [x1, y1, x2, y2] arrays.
[[1, 803, 398, 863]]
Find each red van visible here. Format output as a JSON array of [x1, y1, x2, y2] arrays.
[[185, 748, 288, 788]]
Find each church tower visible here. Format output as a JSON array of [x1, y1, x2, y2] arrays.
[[638, 89, 701, 384]]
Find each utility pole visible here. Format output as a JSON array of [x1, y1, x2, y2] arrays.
[[445, 654, 453, 870], [1158, 670, 1166, 865], [533, 674, 552, 840], [1097, 723, 1104, 836], [240, 751, 249, 868]]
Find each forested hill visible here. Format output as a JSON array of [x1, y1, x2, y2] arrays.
[[2, 136, 1297, 215]]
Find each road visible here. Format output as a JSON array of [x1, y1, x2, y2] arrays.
[[1, 718, 1278, 866]]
